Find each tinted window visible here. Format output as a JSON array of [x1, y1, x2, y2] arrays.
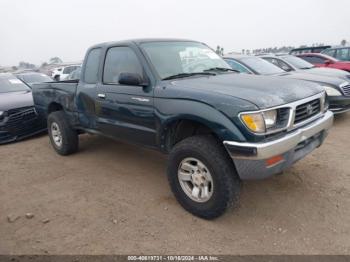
[[301, 56, 326, 64], [84, 48, 101, 84], [335, 48, 350, 61], [103, 47, 143, 83], [225, 59, 251, 73]]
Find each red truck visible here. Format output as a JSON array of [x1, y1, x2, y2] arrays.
[[297, 53, 350, 72]]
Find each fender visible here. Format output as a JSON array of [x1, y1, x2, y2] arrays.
[[155, 98, 248, 151]]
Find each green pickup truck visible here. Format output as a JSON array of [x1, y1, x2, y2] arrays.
[[32, 39, 334, 219]]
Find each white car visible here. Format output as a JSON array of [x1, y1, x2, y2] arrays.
[[51, 65, 81, 81]]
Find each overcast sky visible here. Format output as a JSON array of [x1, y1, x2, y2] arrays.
[[0, 0, 349, 66]]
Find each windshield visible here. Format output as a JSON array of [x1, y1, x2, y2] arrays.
[[0, 75, 31, 93], [283, 55, 314, 69], [240, 57, 285, 75], [22, 73, 52, 84], [140, 41, 231, 79]]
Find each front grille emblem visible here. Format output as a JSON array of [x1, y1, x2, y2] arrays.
[[306, 104, 313, 115]]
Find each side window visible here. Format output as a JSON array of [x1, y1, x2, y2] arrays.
[[335, 48, 349, 61], [302, 56, 325, 64], [225, 59, 250, 73], [323, 49, 336, 58], [103, 46, 143, 84], [63, 66, 73, 74], [276, 59, 293, 71], [265, 58, 281, 67], [84, 48, 101, 84]]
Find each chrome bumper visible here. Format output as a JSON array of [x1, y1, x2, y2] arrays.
[[224, 110, 334, 160]]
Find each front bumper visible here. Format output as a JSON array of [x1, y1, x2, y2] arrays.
[[224, 110, 334, 180], [328, 96, 350, 114], [0, 108, 47, 145]]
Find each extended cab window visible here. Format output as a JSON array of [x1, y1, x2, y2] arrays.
[[84, 48, 101, 84], [103, 47, 143, 84]]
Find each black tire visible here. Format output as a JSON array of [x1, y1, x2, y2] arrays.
[[47, 111, 79, 155], [167, 135, 241, 219]]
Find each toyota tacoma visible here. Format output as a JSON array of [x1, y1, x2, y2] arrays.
[[32, 39, 334, 219]]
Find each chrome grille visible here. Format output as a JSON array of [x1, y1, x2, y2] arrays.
[[341, 85, 350, 96], [294, 99, 320, 124]]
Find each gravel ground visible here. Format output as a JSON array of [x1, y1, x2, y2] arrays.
[[0, 112, 349, 255]]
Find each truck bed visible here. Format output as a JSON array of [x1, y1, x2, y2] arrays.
[[32, 81, 78, 119]]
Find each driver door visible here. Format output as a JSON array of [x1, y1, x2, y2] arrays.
[[96, 45, 157, 147]]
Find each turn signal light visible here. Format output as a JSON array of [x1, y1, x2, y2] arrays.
[[265, 155, 284, 167]]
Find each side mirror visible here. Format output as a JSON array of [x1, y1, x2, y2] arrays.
[[324, 59, 333, 65], [118, 72, 148, 86]]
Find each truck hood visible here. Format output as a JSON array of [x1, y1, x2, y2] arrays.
[[0, 90, 34, 111], [164, 73, 323, 109], [301, 67, 350, 79], [279, 71, 348, 88]]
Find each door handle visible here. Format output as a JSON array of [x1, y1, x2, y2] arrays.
[[98, 93, 106, 99]]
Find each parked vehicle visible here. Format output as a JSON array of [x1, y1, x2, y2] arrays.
[[16, 72, 53, 88], [0, 73, 46, 144], [261, 54, 350, 81], [297, 53, 350, 72], [289, 46, 331, 55], [32, 39, 333, 219], [321, 46, 350, 61], [51, 64, 81, 81], [224, 55, 350, 114], [66, 67, 81, 80]]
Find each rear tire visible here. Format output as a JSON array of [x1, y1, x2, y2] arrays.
[[47, 111, 79, 155], [167, 135, 241, 219]]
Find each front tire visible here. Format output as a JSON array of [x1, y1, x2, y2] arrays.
[[47, 111, 79, 155], [167, 135, 241, 219]]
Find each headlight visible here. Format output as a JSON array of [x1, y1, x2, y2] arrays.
[[241, 109, 277, 133], [0, 111, 3, 116], [322, 86, 341, 96]]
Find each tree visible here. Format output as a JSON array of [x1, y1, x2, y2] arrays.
[[18, 61, 35, 69], [49, 57, 63, 64], [341, 39, 347, 46]]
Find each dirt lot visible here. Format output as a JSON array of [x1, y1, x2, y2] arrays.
[[0, 113, 349, 255]]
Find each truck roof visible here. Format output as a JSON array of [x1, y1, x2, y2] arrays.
[[89, 38, 200, 49]]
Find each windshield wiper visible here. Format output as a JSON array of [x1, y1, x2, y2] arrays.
[[204, 67, 240, 73], [300, 66, 315, 69], [162, 72, 216, 80]]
